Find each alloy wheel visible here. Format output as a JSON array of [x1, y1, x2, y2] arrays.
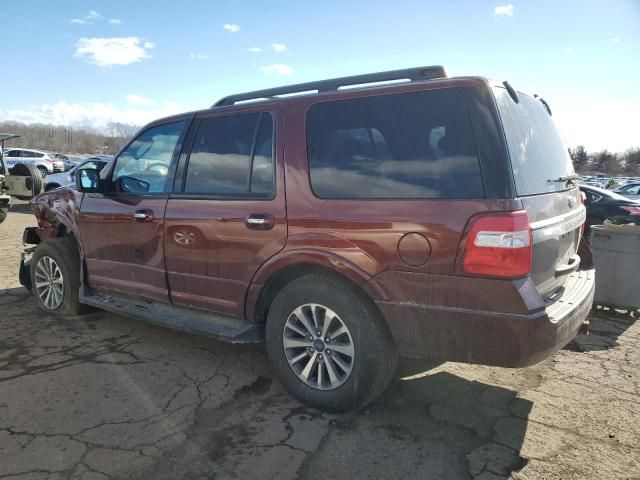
[[283, 303, 355, 390], [34, 256, 64, 310]]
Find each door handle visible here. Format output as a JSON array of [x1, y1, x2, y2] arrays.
[[245, 213, 275, 230], [133, 209, 154, 222]]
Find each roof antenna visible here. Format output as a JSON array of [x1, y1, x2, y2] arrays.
[[503, 81, 519, 103]]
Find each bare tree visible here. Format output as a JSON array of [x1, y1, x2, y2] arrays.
[[0, 121, 138, 155]]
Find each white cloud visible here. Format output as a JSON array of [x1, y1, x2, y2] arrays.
[[272, 43, 287, 53], [223, 23, 240, 33], [0, 100, 184, 131], [108, 18, 123, 24], [70, 10, 103, 25], [260, 64, 294, 76], [564, 47, 574, 55], [248, 47, 262, 53], [189, 52, 209, 60], [86, 10, 102, 21], [609, 37, 621, 44], [125, 94, 155, 106], [74, 37, 155, 67], [494, 4, 514, 17]]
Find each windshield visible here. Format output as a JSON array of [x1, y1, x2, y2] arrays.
[[493, 86, 575, 196]]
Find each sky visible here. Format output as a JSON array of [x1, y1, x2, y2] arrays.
[[0, 0, 638, 151]]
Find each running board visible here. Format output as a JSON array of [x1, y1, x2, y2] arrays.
[[80, 288, 264, 344]]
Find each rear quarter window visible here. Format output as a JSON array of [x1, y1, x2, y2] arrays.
[[306, 88, 484, 199]]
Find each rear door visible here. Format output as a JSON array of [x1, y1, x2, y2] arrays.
[[78, 120, 187, 301], [164, 109, 286, 318], [493, 87, 584, 298]]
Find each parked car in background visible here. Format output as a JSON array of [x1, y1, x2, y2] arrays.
[[580, 184, 640, 239], [54, 154, 79, 172], [20, 66, 594, 412], [3, 148, 62, 176], [613, 182, 640, 200], [44, 157, 111, 191]]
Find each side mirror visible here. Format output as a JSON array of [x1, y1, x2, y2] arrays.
[[75, 168, 101, 193]]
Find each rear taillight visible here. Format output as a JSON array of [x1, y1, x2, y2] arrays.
[[620, 206, 640, 215], [461, 211, 532, 279]]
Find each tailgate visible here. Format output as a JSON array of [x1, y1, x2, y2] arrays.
[[523, 189, 585, 298], [492, 85, 584, 298]]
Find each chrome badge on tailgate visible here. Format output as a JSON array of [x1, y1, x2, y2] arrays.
[[531, 207, 586, 242]]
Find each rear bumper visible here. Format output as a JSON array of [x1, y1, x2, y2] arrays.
[[375, 268, 594, 367]]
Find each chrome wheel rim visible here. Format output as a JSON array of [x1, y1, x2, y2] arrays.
[[283, 303, 355, 390], [34, 256, 64, 310]]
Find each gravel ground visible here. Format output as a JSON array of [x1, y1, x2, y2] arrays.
[[1, 203, 639, 480]]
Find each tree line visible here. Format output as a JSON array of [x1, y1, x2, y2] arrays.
[[569, 146, 640, 176], [0, 121, 139, 155]]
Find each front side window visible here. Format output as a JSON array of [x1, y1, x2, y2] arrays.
[[306, 88, 483, 199], [5, 150, 19, 157], [111, 121, 185, 193], [183, 112, 274, 197]]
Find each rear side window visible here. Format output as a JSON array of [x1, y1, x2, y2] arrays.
[[493, 87, 575, 196], [306, 88, 483, 199], [184, 112, 274, 197]]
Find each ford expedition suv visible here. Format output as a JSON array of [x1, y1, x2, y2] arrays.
[[20, 66, 594, 412]]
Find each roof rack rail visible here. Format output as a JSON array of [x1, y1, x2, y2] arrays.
[[213, 65, 448, 107]]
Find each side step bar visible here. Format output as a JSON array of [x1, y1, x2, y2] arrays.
[[80, 288, 264, 344]]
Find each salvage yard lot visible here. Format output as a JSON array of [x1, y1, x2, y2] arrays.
[[1, 203, 639, 480]]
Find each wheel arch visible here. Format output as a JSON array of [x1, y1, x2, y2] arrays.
[[246, 250, 389, 325]]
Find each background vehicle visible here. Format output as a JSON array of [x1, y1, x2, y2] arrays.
[[3, 148, 60, 176], [54, 153, 80, 171], [613, 182, 640, 200], [0, 134, 43, 221], [44, 157, 111, 191], [20, 66, 594, 412], [580, 184, 640, 239]]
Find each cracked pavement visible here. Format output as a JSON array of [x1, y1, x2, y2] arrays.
[[1, 204, 639, 479]]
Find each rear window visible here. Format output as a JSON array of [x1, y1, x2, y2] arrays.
[[306, 88, 484, 199], [493, 87, 574, 196]]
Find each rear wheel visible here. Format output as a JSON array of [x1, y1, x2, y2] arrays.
[[0, 207, 7, 224], [266, 274, 397, 412], [37, 166, 48, 178], [30, 237, 90, 316]]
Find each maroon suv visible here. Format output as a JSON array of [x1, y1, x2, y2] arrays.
[[20, 66, 594, 412]]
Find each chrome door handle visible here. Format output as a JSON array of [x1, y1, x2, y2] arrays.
[[133, 210, 154, 222], [245, 213, 275, 230]]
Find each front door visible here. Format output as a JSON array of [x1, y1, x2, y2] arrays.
[[164, 110, 287, 317], [78, 119, 188, 302]]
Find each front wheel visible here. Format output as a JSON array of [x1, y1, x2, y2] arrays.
[[30, 237, 90, 316], [0, 207, 7, 224], [266, 274, 397, 412]]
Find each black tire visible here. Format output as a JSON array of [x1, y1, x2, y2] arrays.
[[37, 166, 48, 178], [11, 163, 43, 198], [0, 207, 7, 224], [266, 273, 397, 412], [30, 237, 90, 316]]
